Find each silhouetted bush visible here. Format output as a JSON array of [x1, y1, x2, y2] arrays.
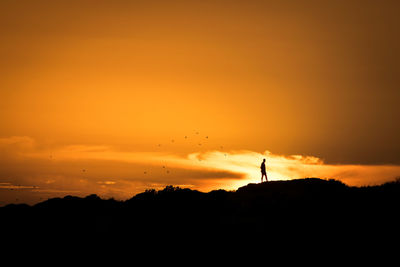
[[1, 178, 399, 246]]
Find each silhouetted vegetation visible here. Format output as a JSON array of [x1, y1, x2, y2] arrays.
[[2, 178, 399, 247]]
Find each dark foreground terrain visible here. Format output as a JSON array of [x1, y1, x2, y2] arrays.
[[1, 178, 399, 253]]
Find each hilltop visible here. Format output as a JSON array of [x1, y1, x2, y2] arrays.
[[1, 178, 399, 247]]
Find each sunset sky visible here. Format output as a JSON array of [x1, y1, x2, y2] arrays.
[[1, 0, 399, 205]]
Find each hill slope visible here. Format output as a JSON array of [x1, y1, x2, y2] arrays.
[[1, 178, 399, 245]]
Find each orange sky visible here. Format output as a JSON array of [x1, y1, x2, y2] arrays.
[[1, 0, 399, 205]]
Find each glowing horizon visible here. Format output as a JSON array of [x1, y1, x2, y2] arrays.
[[1, 135, 399, 205], [1, 1, 399, 205]]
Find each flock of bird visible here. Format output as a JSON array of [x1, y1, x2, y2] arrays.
[[5, 131, 230, 203], [45, 131, 225, 176], [144, 131, 228, 176], [55, 131, 228, 176]]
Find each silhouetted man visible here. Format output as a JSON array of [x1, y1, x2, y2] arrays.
[[261, 158, 268, 182]]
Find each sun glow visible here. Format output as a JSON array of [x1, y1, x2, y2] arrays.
[[1, 1, 399, 205], [2, 135, 399, 205]]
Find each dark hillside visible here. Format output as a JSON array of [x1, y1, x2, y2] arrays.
[[1, 178, 399, 248]]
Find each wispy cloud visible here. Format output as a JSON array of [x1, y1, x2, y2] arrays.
[[1, 136, 400, 205], [0, 182, 37, 189]]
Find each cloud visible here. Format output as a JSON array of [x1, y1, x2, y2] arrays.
[[188, 150, 400, 187], [97, 181, 116, 185], [1, 136, 400, 205], [0, 136, 35, 147], [0, 182, 37, 189], [0, 136, 36, 156]]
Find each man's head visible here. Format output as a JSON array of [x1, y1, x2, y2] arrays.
[[263, 158, 266, 162]]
